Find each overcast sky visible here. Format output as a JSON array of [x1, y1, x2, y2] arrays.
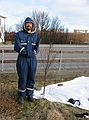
[[0, 0, 89, 32]]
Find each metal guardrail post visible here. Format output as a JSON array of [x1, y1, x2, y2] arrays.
[[59, 50, 62, 71], [1, 49, 4, 71]]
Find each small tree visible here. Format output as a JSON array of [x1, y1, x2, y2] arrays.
[[39, 43, 57, 95]]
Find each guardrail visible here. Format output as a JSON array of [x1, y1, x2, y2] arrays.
[[0, 44, 89, 71]]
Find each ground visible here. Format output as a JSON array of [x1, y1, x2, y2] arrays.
[[0, 69, 89, 120]]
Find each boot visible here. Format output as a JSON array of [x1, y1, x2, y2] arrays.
[[28, 96, 34, 102], [18, 97, 24, 104]]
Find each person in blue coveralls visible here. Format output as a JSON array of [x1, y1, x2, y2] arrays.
[[14, 17, 40, 104]]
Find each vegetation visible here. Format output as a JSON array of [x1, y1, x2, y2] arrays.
[[4, 10, 88, 44], [0, 69, 89, 120]]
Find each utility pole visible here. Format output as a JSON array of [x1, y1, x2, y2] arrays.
[[0, 15, 7, 43]]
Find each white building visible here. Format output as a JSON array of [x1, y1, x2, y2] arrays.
[[74, 29, 88, 33], [0, 15, 7, 43]]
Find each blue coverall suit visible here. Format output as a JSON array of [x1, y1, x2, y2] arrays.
[[14, 17, 40, 99]]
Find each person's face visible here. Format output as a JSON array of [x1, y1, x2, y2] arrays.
[[25, 22, 33, 31]]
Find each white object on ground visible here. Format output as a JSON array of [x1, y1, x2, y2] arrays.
[[34, 76, 89, 110]]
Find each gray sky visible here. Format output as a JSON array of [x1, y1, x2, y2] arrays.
[[0, 0, 89, 32]]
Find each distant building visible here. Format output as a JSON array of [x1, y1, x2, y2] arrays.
[[74, 29, 88, 33], [0, 15, 7, 43]]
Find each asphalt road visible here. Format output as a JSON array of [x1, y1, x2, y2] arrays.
[[0, 44, 89, 71]]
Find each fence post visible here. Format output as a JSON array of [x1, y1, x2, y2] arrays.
[[1, 49, 4, 71], [59, 50, 62, 71]]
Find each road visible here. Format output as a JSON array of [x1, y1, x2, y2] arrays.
[[0, 44, 89, 71]]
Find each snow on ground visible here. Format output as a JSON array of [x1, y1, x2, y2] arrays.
[[34, 76, 89, 110]]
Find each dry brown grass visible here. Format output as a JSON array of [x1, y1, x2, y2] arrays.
[[0, 69, 89, 120]]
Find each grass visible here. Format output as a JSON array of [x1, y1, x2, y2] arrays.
[[0, 69, 89, 120]]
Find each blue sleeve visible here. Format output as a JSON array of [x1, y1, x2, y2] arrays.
[[14, 33, 22, 53]]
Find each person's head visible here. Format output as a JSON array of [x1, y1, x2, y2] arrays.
[[23, 17, 36, 33]]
